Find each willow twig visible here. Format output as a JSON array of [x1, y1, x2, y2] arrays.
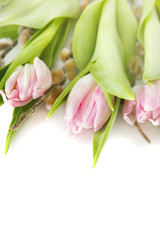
[[134, 121, 151, 144]]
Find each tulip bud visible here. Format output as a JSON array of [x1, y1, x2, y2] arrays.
[[123, 80, 160, 126], [0, 57, 52, 107], [65, 74, 114, 136]]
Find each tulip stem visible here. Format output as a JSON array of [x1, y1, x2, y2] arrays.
[[134, 121, 151, 144]]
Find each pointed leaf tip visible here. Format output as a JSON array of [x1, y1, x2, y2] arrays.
[[93, 98, 120, 167]]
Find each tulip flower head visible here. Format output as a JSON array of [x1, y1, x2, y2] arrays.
[[123, 80, 160, 126], [0, 57, 52, 107], [65, 74, 114, 136]]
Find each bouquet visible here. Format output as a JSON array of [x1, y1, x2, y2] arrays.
[[0, 0, 159, 167]]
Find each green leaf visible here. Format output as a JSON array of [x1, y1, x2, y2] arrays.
[[0, 0, 80, 29], [156, 0, 160, 10], [90, 0, 134, 100], [0, 64, 10, 105], [116, 0, 138, 84], [138, 0, 155, 44], [0, 18, 65, 90], [0, 25, 18, 39], [0, 63, 10, 80], [138, 0, 160, 82], [51, 20, 73, 65], [0, 96, 3, 106], [47, 63, 93, 118], [104, 93, 114, 111], [5, 99, 38, 154], [93, 97, 120, 168], [40, 19, 72, 68], [0, 0, 10, 6], [73, 0, 103, 70]]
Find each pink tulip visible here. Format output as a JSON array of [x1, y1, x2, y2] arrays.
[[65, 74, 114, 136], [0, 57, 52, 107], [123, 80, 160, 126]]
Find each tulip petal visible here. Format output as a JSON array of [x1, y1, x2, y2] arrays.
[[8, 99, 31, 107], [5, 67, 22, 98], [33, 57, 52, 99], [153, 108, 160, 119], [123, 85, 142, 125], [136, 107, 152, 123], [27, 66, 37, 97], [65, 74, 96, 120], [123, 80, 160, 126], [149, 115, 160, 126], [17, 64, 34, 101], [85, 103, 97, 129], [78, 88, 96, 128], [0, 89, 31, 107], [0, 90, 8, 104], [65, 73, 113, 135], [3, 57, 52, 107], [138, 81, 160, 111], [123, 99, 136, 126], [93, 87, 113, 131], [65, 116, 85, 136], [73, 91, 96, 130]]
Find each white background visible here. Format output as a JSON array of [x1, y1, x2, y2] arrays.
[[0, 102, 160, 240], [1, 0, 160, 239]]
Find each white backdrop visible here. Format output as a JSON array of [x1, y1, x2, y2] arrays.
[[0, 101, 160, 240]]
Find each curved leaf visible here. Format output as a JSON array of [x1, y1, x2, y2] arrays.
[[0, 0, 80, 29], [0, 0, 10, 6], [138, 0, 155, 44], [93, 97, 120, 168], [0, 25, 18, 39], [40, 19, 72, 68], [156, 0, 160, 10], [73, 0, 103, 70], [117, 0, 138, 84], [138, 0, 160, 82], [0, 64, 10, 105], [90, 0, 134, 100]]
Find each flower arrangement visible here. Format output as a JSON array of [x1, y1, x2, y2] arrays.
[[0, 0, 160, 167]]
